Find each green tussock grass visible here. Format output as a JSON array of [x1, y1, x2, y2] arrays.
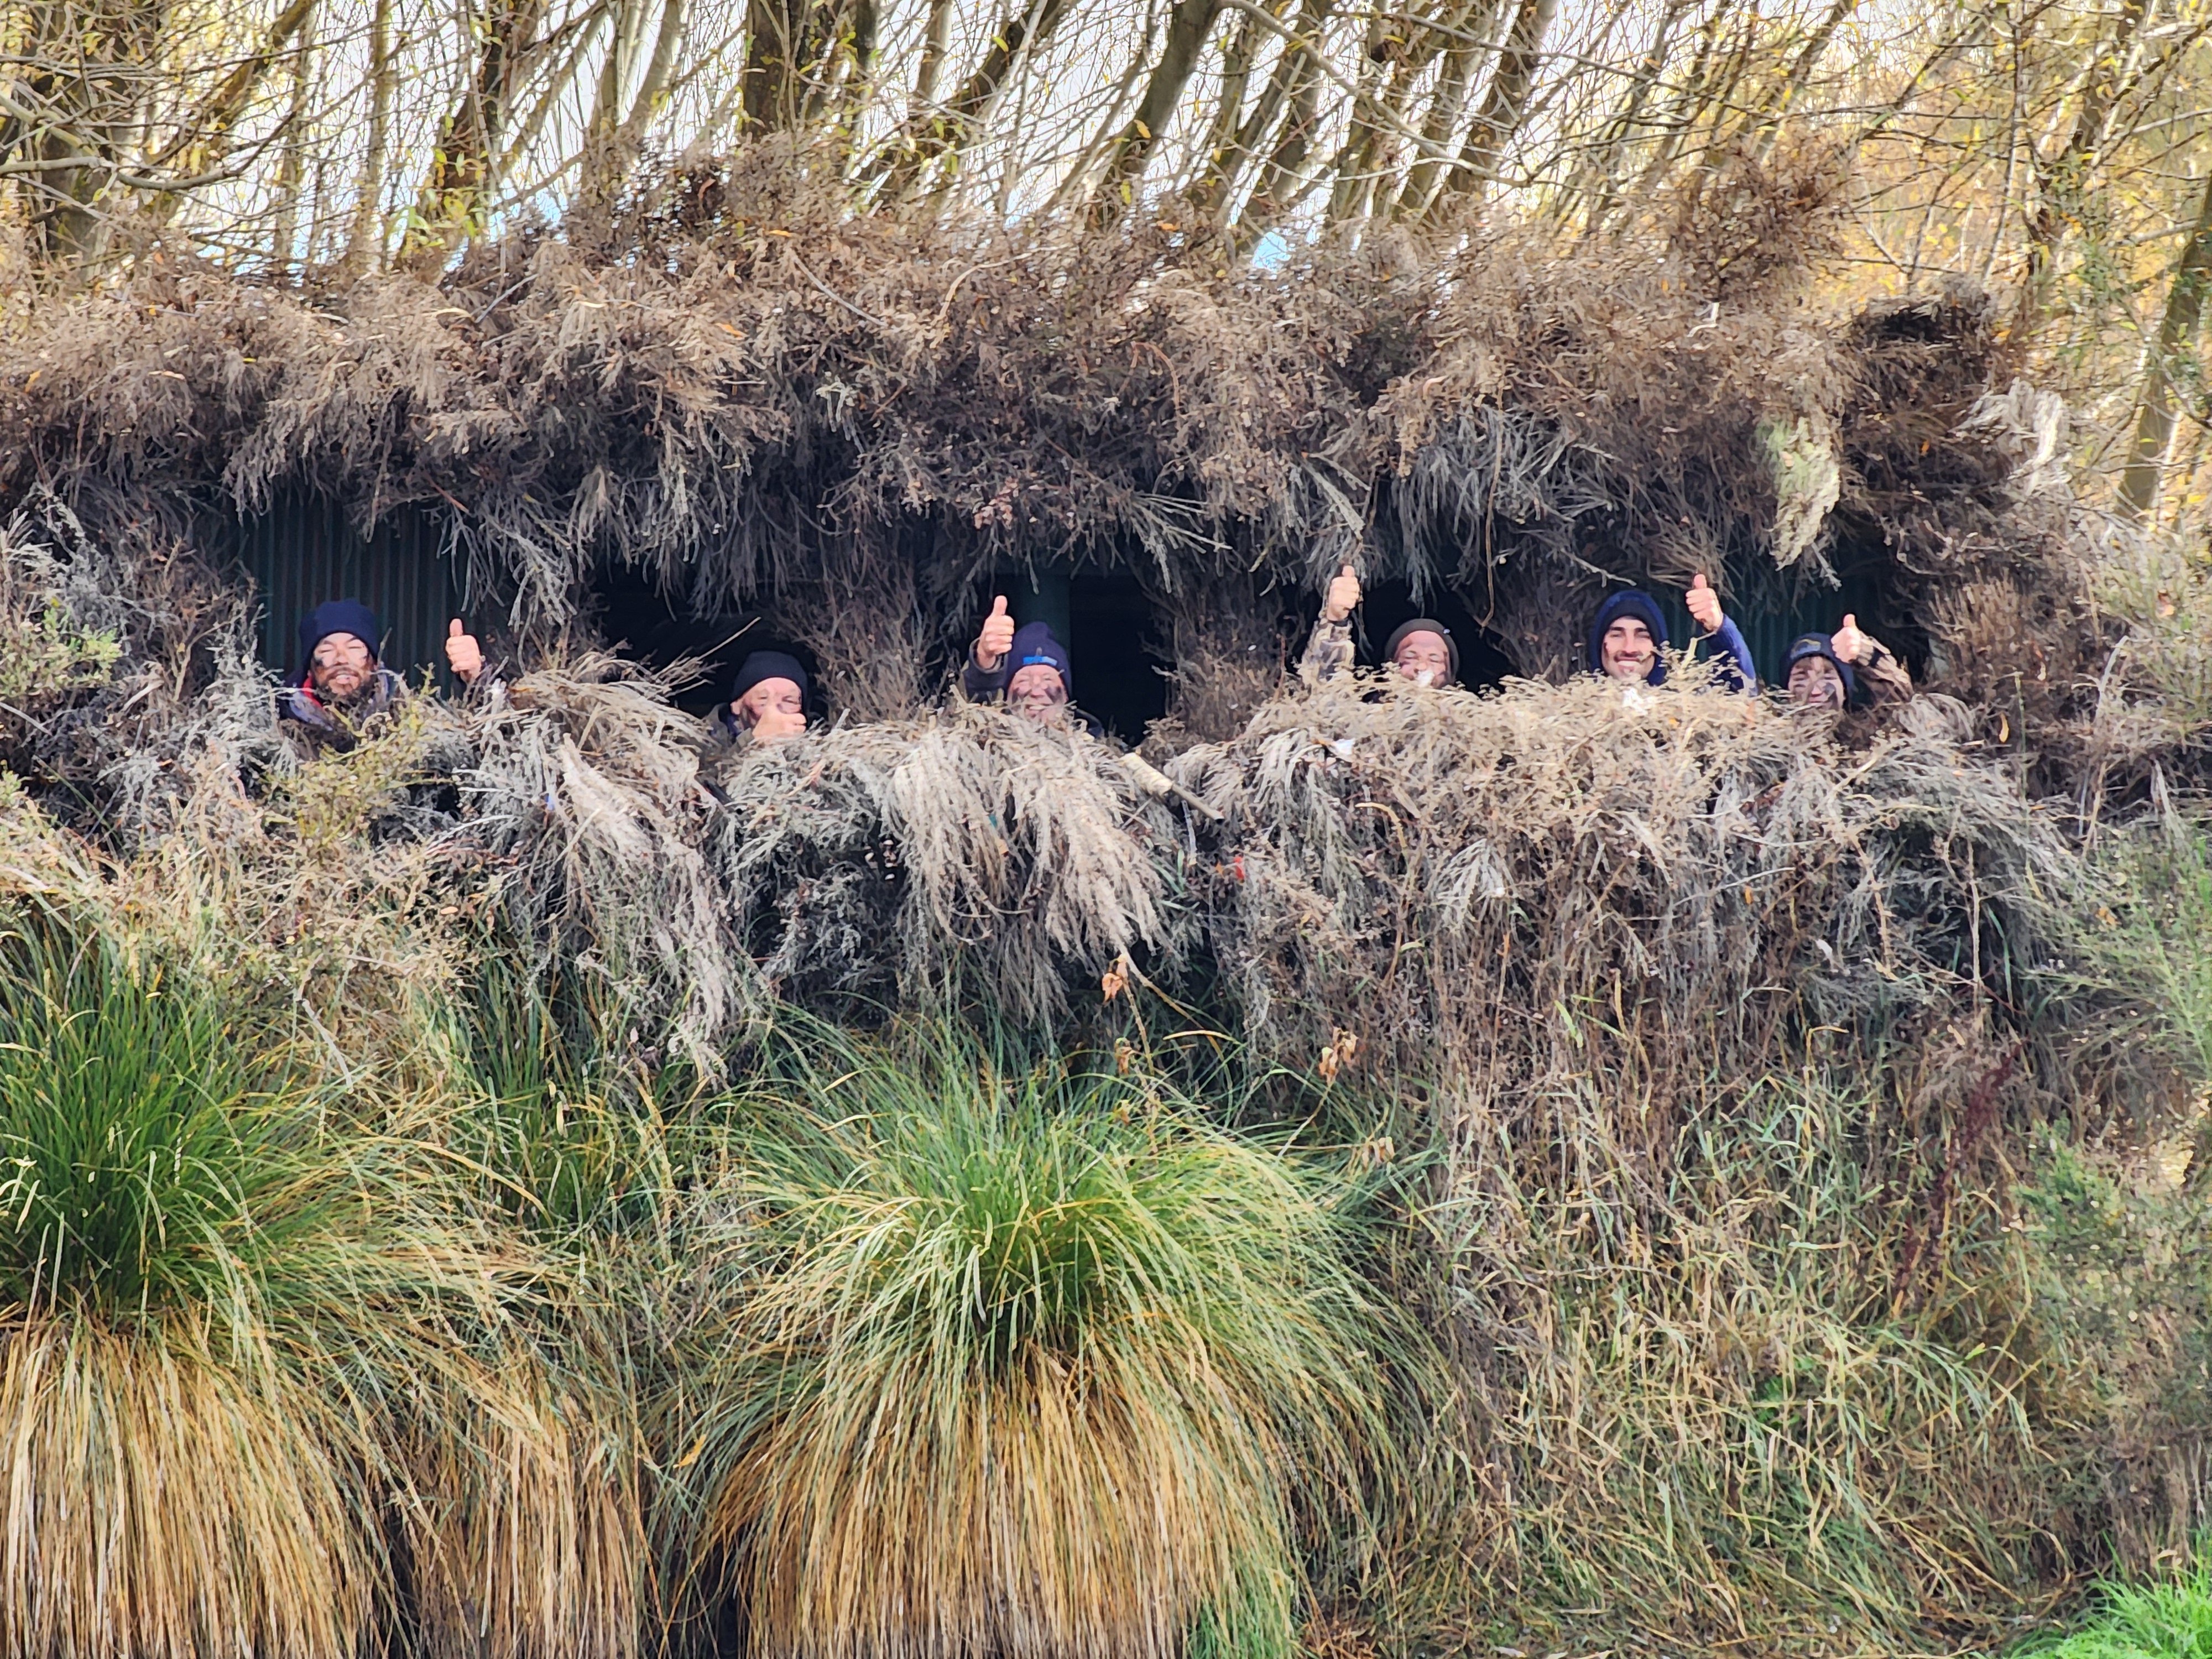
[[2024, 1550, 2212, 1658], [0, 902, 645, 1659], [661, 1018, 1415, 1659]]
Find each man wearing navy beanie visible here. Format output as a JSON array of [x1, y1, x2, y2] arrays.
[[280, 600, 489, 752], [1586, 574, 1754, 693], [963, 594, 1081, 727]]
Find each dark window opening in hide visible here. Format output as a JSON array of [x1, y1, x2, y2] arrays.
[[989, 567, 1171, 743], [1071, 573, 1170, 741], [1804, 536, 1931, 685], [1353, 582, 1518, 688], [221, 496, 463, 692], [589, 561, 802, 720]]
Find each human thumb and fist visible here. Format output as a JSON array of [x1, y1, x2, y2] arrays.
[[1686, 572, 1724, 635], [444, 617, 486, 682], [751, 706, 808, 741], [974, 594, 1016, 669], [1830, 612, 1867, 664], [1323, 563, 1361, 623]]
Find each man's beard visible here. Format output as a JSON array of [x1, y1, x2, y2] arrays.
[[316, 668, 373, 708]]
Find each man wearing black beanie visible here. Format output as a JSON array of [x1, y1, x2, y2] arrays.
[[726, 650, 810, 744], [1298, 565, 1461, 687]]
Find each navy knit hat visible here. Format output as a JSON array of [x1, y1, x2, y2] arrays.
[[1384, 618, 1458, 684], [298, 599, 380, 676], [1783, 633, 1856, 702], [1585, 591, 1671, 686], [1005, 621, 1072, 694]]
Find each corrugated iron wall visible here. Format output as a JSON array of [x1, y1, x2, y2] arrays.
[[1644, 571, 1890, 688], [224, 497, 464, 692]]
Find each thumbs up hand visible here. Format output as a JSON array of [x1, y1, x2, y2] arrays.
[[974, 594, 1016, 671], [1323, 563, 1362, 624], [1686, 572, 1725, 635], [1830, 612, 1869, 665], [750, 706, 808, 742], [444, 617, 486, 684]]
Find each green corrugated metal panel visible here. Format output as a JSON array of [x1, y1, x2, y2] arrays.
[[226, 498, 463, 692], [1639, 575, 1885, 688]]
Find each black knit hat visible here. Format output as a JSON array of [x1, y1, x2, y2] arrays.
[[729, 650, 810, 705], [724, 650, 811, 735], [1383, 618, 1458, 684]]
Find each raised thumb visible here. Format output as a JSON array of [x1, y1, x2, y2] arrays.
[[990, 594, 1009, 617], [449, 618, 465, 637], [1840, 613, 1856, 630], [1689, 572, 1710, 591], [1338, 563, 1355, 579]]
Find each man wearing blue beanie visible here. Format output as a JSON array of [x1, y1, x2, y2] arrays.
[[963, 594, 1082, 728], [279, 600, 488, 752], [1586, 574, 1755, 693], [1784, 614, 1914, 712]]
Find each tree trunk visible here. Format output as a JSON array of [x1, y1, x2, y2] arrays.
[[1237, 43, 1326, 239], [872, 0, 1076, 199], [2120, 172, 2212, 523], [1391, 0, 1504, 222], [2018, 0, 2154, 329], [270, 14, 314, 278], [1571, 0, 1688, 236], [910, 0, 956, 112], [1196, 0, 1333, 232], [1183, 7, 1259, 222], [1088, 0, 1225, 227], [405, 0, 552, 269], [1423, 0, 1558, 220], [341, 0, 396, 279]]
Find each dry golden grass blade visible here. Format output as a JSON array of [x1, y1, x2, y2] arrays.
[[0, 1315, 374, 1659], [401, 1377, 647, 1659], [713, 1345, 1275, 1659]]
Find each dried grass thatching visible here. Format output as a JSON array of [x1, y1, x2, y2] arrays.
[[1151, 670, 2167, 1645], [0, 150, 2100, 730], [706, 702, 1190, 1024]]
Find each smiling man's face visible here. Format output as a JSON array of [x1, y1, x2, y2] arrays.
[[1601, 618, 1656, 682], [1006, 663, 1069, 723], [310, 632, 375, 703], [1392, 630, 1452, 687]]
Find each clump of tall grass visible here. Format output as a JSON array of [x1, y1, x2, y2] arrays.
[[0, 902, 642, 1659], [2086, 811, 2212, 1090], [1363, 1060, 2100, 1656], [2025, 1545, 2212, 1658], [662, 1020, 1407, 1659]]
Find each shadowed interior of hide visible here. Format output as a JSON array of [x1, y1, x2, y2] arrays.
[[975, 564, 1174, 742], [1334, 579, 1520, 688], [589, 558, 801, 720]]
